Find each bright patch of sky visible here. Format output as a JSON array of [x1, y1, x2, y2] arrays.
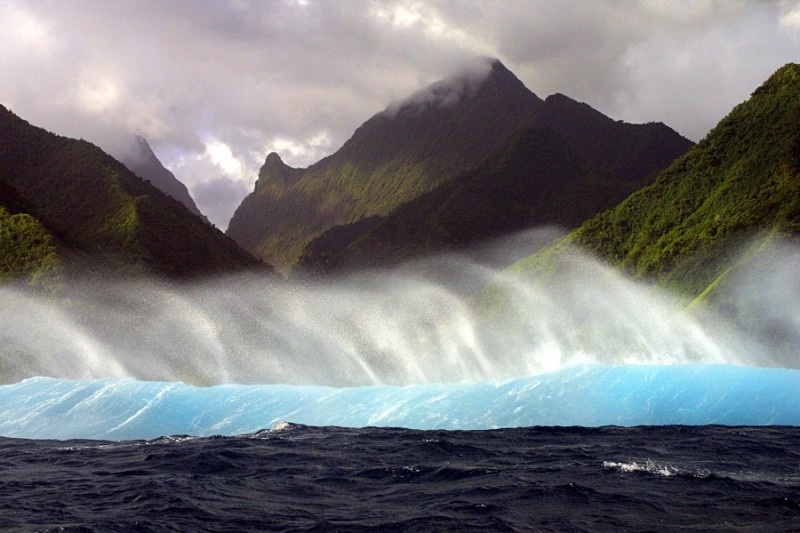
[[205, 140, 244, 178], [265, 132, 334, 166], [780, 1, 800, 30], [3, 5, 52, 53]]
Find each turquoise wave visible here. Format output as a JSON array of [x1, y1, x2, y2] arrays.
[[0, 364, 798, 440]]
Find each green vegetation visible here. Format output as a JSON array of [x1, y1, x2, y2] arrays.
[[0, 206, 63, 291], [489, 63, 800, 307], [0, 104, 264, 288]]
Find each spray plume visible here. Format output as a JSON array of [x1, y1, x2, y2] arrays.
[[0, 230, 797, 387]]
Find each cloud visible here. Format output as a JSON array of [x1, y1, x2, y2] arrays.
[[191, 176, 253, 230], [781, 1, 800, 29], [0, 0, 798, 228], [383, 56, 495, 116]]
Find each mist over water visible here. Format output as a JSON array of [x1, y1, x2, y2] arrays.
[[1, 230, 798, 387]]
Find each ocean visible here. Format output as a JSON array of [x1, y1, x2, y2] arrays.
[[1, 424, 798, 532], [0, 367, 799, 531]]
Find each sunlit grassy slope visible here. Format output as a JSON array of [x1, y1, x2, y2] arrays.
[[482, 63, 800, 307]]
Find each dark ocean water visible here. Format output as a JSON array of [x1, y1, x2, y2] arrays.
[[1, 424, 799, 532]]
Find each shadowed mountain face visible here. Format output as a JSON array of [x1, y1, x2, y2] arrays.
[[228, 59, 692, 273], [292, 72, 692, 274], [499, 63, 800, 302], [535, 93, 694, 185], [297, 127, 610, 272], [0, 105, 263, 287], [122, 136, 209, 224], [226, 59, 546, 271]]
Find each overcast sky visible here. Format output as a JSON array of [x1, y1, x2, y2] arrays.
[[1, 0, 799, 228]]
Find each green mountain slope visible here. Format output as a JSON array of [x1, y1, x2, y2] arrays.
[[497, 63, 800, 303], [0, 180, 64, 290], [0, 105, 264, 285], [298, 95, 692, 274]]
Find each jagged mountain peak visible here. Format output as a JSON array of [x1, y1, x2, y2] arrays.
[[128, 135, 161, 167], [541, 93, 670, 131], [321, 58, 544, 175], [254, 151, 303, 192], [264, 151, 284, 165], [483, 58, 534, 89], [543, 92, 592, 108], [540, 93, 611, 124], [134, 134, 149, 148]]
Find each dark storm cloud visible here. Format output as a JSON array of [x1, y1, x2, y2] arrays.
[[0, 0, 798, 228]]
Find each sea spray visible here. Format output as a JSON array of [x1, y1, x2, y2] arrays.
[[0, 232, 798, 386]]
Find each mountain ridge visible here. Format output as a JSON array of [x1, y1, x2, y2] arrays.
[[228, 59, 692, 272], [295, 80, 692, 274], [298, 126, 608, 272], [227, 58, 546, 270]]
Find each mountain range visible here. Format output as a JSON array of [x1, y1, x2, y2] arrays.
[[0, 105, 263, 289], [228, 59, 692, 273], [2, 60, 797, 304]]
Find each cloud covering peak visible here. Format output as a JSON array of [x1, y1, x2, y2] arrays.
[[383, 56, 497, 117]]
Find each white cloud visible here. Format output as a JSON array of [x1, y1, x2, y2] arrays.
[[192, 176, 252, 230], [77, 75, 120, 114], [0, 0, 798, 228], [1, 4, 53, 54], [384, 56, 494, 116], [261, 131, 333, 168], [781, 1, 800, 29], [205, 140, 244, 179]]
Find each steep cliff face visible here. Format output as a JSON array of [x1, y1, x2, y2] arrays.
[[122, 136, 209, 223]]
